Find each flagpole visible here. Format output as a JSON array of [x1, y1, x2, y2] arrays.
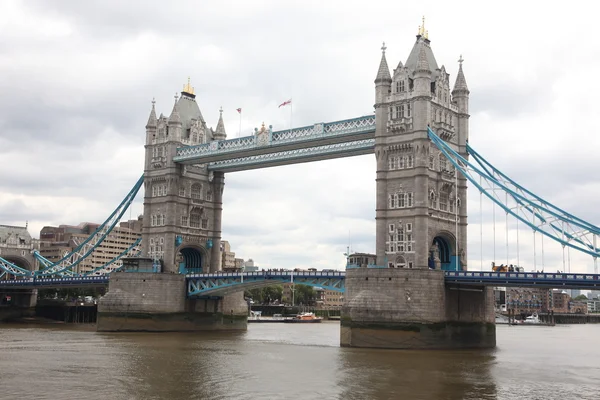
[[290, 99, 293, 131], [239, 111, 242, 137]]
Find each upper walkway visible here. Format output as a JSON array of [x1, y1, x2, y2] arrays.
[[173, 115, 375, 171], [1, 270, 599, 295]]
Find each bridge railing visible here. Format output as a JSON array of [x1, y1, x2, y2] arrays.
[[445, 271, 600, 281], [185, 270, 346, 279], [174, 115, 376, 162]]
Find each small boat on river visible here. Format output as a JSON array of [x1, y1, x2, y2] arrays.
[[283, 312, 323, 323]]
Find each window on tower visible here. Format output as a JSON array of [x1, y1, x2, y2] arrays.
[[191, 183, 202, 202], [190, 208, 202, 228]]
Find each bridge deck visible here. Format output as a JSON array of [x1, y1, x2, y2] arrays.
[[173, 115, 375, 167], [1, 271, 598, 292]]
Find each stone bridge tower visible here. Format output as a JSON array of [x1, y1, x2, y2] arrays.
[[342, 23, 495, 349], [374, 31, 469, 270], [142, 80, 226, 273]]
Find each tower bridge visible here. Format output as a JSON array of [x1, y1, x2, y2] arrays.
[[3, 25, 600, 349]]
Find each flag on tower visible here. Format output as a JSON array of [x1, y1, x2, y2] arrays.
[[236, 108, 242, 113], [278, 99, 292, 108]]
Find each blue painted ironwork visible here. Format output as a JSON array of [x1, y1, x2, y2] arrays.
[[2, 270, 600, 293], [173, 115, 375, 165], [186, 270, 346, 297], [428, 128, 600, 259], [207, 138, 375, 172], [0, 256, 33, 277], [0, 275, 109, 288], [445, 271, 600, 289], [82, 238, 143, 276], [33, 176, 144, 277]]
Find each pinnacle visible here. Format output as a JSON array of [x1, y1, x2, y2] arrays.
[[452, 59, 469, 94], [375, 48, 392, 84], [168, 95, 182, 125], [214, 107, 227, 140], [146, 99, 157, 128]]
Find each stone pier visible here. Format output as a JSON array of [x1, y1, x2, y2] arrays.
[[341, 269, 495, 349], [97, 272, 247, 332]]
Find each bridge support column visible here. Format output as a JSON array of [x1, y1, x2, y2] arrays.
[[341, 269, 495, 349], [0, 289, 37, 322], [97, 272, 247, 331]]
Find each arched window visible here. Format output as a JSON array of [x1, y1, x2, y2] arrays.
[[395, 255, 406, 268], [439, 153, 447, 172], [439, 190, 449, 212], [429, 154, 435, 169], [191, 183, 202, 201], [190, 208, 202, 228], [429, 190, 437, 209]]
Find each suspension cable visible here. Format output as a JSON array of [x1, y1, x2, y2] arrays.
[[541, 233, 545, 271], [595, 235, 598, 274], [533, 231, 537, 271], [480, 175, 483, 271], [567, 245, 571, 274], [562, 222, 566, 273], [493, 182, 496, 264], [516, 215, 520, 270], [455, 168, 459, 271], [505, 191, 509, 266]]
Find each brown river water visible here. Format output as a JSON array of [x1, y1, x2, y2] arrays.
[[0, 322, 599, 400]]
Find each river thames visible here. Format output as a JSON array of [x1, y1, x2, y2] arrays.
[[0, 322, 598, 399]]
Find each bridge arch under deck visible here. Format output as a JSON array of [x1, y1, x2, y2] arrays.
[[186, 271, 345, 297], [430, 230, 459, 271], [176, 244, 207, 274]]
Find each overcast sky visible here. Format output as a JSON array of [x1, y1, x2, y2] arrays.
[[1, 0, 599, 273]]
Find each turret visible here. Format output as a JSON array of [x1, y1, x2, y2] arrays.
[[452, 55, 470, 148], [452, 55, 469, 114], [375, 42, 392, 105], [145, 99, 157, 145], [213, 107, 227, 141], [168, 94, 182, 140]]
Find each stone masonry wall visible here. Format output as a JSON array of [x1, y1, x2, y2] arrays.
[[98, 272, 185, 314], [343, 268, 446, 323], [445, 285, 495, 323]]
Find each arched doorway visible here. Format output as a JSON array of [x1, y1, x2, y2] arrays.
[[395, 255, 407, 268], [176, 246, 205, 274], [429, 235, 457, 271]]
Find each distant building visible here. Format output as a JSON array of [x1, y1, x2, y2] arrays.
[[220, 240, 237, 271], [38, 217, 142, 274], [243, 258, 259, 272], [586, 299, 600, 313], [235, 258, 244, 271], [315, 287, 344, 309], [506, 287, 551, 314]]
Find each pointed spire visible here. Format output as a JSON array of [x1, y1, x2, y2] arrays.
[[415, 44, 431, 73], [146, 98, 157, 128], [214, 106, 227, 140], [452, 55, 469, 94], [375, 42, 392, 84], [168, 93, 182, 125]]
